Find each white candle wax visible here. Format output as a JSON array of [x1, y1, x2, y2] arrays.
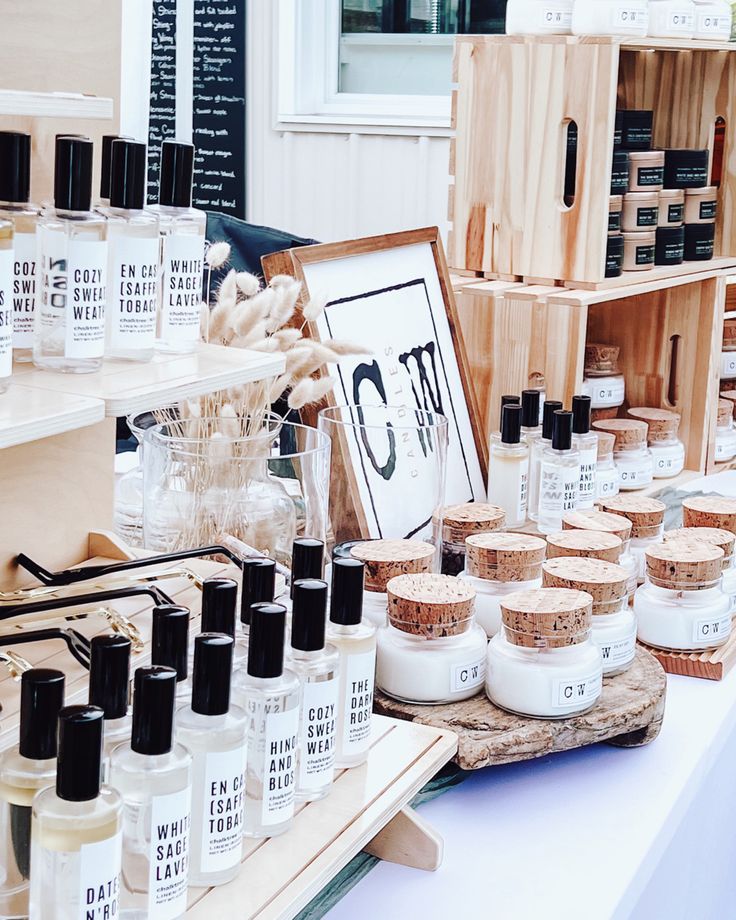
[[363, 590, 388, 628], [592, 607, 637, 675], [457, 573, 542, 638], [634, 582, 732, 651]]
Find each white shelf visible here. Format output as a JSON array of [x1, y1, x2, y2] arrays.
[[0, 383, 104, 450], [0, 89, 113, 120]]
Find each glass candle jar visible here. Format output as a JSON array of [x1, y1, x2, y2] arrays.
[[648, 0, 696, 36], [628, 151, 665, 192], [685, 186, 718, 224], [562, 509, 637, 597], [438, 503, 506, 577], [622, 191, 659, 232], [542, 557, 636, 675], [692, 0, 732, 38], [505, 0, 574, 34], [458, 533, 546, 638], [622, 231, 656, 270], [664, 526, 736, 604], [571, 0, 649, 35], [582, 343, 625, 409], [721, 347, 736, 380], [350, 539, 435, 628], [593, 419, 654, 491], [486, 588, 603, 719], [715, 399, 736, 461], [596, 431, 620, 500], [376, 573, 486, 704], [628, 406, 685, 479], [609, 195, 623, 233], [658, 188, 685, 227], [635, 542, 731, 651], [601, 495, 666, 585], [546, 528, 624, 564]]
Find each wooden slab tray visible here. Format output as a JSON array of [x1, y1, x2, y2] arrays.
[[374, 646, 665, 771], [639, 633, 736, 682]]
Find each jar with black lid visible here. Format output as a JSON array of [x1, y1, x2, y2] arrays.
[[663, 149, 709, 189], [606, 233, 624, 278], [655, 226, 685, 266], [619, 110, 653, 151], [684, 223, 715, 261], [611, 152, 630, 194]]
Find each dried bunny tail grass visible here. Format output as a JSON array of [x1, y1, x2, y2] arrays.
[[302, 292, 328, 322], [269, 373, 292, 404], [287, 375, 337, 410], [265, 280, 300, 333], [217, 268, 238, 306], [294, 341, 341, 377], [269, 274, 298, 288], [236, 271, 261, 297], [236, 319, 270, 349], [231, 292, 274, 338], [271, 327, 303, 349], [207, 302, 233, 344], [284, 344, 314, 375], [324, 338, 372, 356], [218, 403, 240, 438], [249, 337, 281, 353], [206, 241, 231, 269], [208, 431, 234, 464]]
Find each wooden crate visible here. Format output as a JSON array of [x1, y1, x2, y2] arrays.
[[449, 35, 736, 286]]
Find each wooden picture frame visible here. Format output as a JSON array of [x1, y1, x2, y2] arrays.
[[262, 227, 488, 546]]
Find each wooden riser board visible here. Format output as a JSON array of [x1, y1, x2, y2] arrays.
[[639, 634, 736, 682]]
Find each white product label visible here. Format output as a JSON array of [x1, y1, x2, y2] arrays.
[[147, 788, 191, 919], [517, 470, 529, 521], [610, 6, 649, 30], [536, 7, 573, 29], [553, 672, 601, 710], [618, 458, 653, 488], [596, 468, 619, 499], [199, 747, 245, 873], [450, 656, 486, 694], [692, 612, 732, 645], [160, 233, 204, 343], [108, 236, 159, 351], [79, 832, 122, 920], [667, 10, 694, 30], [12, 232, 36, 348], [578, 446, 598, 509], [653, 452, 684, 475], [696, 12, 730, 34], [539, 463, 580, 516], [590, 378, 626, 408], [721, 352, 736, 379], [341, 650, 376, 757], [599, 633, 636, 668], [299, 678, 338, 791], [262, 707, 299, 826], [44, 239, 106, 359], [0, 249, 12, 377], [716, 434, 736, 461]]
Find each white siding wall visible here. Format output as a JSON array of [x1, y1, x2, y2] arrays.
[[246, 2, 452, 243]]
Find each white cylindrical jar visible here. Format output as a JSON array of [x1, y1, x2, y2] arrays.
[[582, 344, 626, 410], [438, 502, 506, 577], [593, 418, 654, 491], [692, 0, 732, 38], [601, 494, 666, 585], [506, 0, 573, 34], [635, 542, 731, 651], [562, 509, 637, 598], [486, 588, 603, 719], [720, 322, 736, 379], [628, 407, 685, 479], [543, 557, 636, 676], [664, 526, 736, 605], [458, 533, 546, 638], [376, 574, 487, 704], [571, 0, 649, 35], [350, 539, 435, 628], [648, 0, 696, 35], [715, 398, 736, 461], [596, 432, 620, 501]]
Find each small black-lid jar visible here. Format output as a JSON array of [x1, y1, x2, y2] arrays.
[[614, 110, 624, 149], [606, 233, 624, 278], [620, 110, 653, 151], [611, 152, 630, 194], [663, 149, 709, 189], [655, 226, 685, 266], [684, 223, 715, 261]]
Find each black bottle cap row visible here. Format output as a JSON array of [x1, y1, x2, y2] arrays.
[[88, 634, 131, 720]]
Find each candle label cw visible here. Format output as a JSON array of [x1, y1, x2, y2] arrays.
[[450, 656, 486, 694], [692, 613, 732, 646], [599, 634, 636, 668], [552, 672, 601, 710]]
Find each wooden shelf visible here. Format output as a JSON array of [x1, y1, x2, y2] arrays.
[[621, 37, 736, 52], [0, 384, 104, 450], [560, 259, 736, 294], [0, 89, 113, 119]]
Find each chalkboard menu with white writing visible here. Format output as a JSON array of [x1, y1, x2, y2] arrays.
[[148, 0, 177, 203]]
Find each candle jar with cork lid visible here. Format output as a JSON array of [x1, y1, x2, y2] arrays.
[[664, 526, 736, 605], [634, 543, 731, 651], [375, 574, 487, 704], [601, 495, 665, 585], [542, 557, 635, 676], [582, 344, 625, 410], [562, 509, 637, 597], [485, 588, 603, 719], [546, 529, 623, 564], [350, 539, 435, 628], [715, 399, 736, 461], [593, 419, 653, 491], [721, 319, 736, 379], [437, 503, 506, 577], [627, 407, 685, 479], [683, 495, 736, 535], [458, 534, 546, 638], [595, 431, 619, 501]]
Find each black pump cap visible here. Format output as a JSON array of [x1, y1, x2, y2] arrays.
[[100, 134, 127, 201], [241, 558, 276, 625], [159, 140, 194, 207], [151, 605, 190, 681], [192, 633, 233, 716], [572, 395, 592, 435], [542, 400, 564, 440], [54, 136, 93, 211], [131, 666, 177, 755], [109, 139, 147, 210], [291, 538, 324, 598], [552, 410, 573, 451], [56, 705, 104, 801], [19, 669, 65, 760], [291, 579, 328, 652], [521, 390, 541, 428], [0, 131, 31, 203], [89, 634, 131, 720], [500, 404, 522, 445], [246, 604, 287, 679], [330, 558, 365, 626], [201, 577, 238, 637]]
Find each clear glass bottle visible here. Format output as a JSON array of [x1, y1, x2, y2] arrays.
[[0, 131, 40, 364], [0, 669, 64, 918], [236, 558, 277, 678], [538, 410, 581, 535], [149, 141, 206, 354], [109, 667, 192, 919], [34, 137, 107, 374], [240, 603, 300, 838], [595, 432, 620, 501], [520, 388, 542, 446], [0, 215, 12, 394], [327, 558, 377, 768], [96, 134, 128, 211], [581, 343, 625, 410], [29, 706, 122, 920], [88, 634, 132, 780], [177, 634, 247, 887], [151, 604, 192, 704], [487, 403, 530, 529], [571, 395, 598, 511], [528, 400, 563, 523], [103, 139, 159, 362], [287, 580, 340, 802]]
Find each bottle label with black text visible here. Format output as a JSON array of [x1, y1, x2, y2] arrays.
[[79, 832, 123, 920], [11, 232, 36, 349], [618, 458, 653, 488], [535, 7, 572, 29], [199, 747, 245, 872], [299, 678, 338, 791], [0, 248, 12, 376], [577, 446, 598, 509], [160, 233, 204, 343], [147, 787, 191, 919], [609, 7, 648, 31], [109, 236, 159, 351], [692, 613, 732, 646], [450, 656, 486, 694], [340, 650, 376, 757], [262, 708, 299, 826], [552, 672, 601, 710], [539, 464, 580, 517], [599, 633, 636, 669]]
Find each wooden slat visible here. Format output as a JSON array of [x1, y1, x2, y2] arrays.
[[639, 633, 736, 681]]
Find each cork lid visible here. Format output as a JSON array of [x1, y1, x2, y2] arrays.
[[664, 526, 735, 568], [718, 399, 733, 428], [465, 533, 546, 582], [542, 557, 628, 607], [584, 343, 620, 375], [440, 502, 506, 545], [645, 542, 724, 589], [627, 407, 680, 443], [351, 539, 435, 593], [386, 573, 475, 638], [546, 529, 623, 563], [601, 495, 665, 536], [722, 379, 736, 393], [591, 407, 620, 423], [500, 588, 593, 649], [723, 318, 736, 346], [592, 418, 648, 450], [596, 431, 616, 461], [562, 509, 632, 543], [682, 495, 736, 534], [720, 390, 736, 408]]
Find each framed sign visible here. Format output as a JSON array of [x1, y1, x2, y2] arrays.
[[262, 227, 488, 543]]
